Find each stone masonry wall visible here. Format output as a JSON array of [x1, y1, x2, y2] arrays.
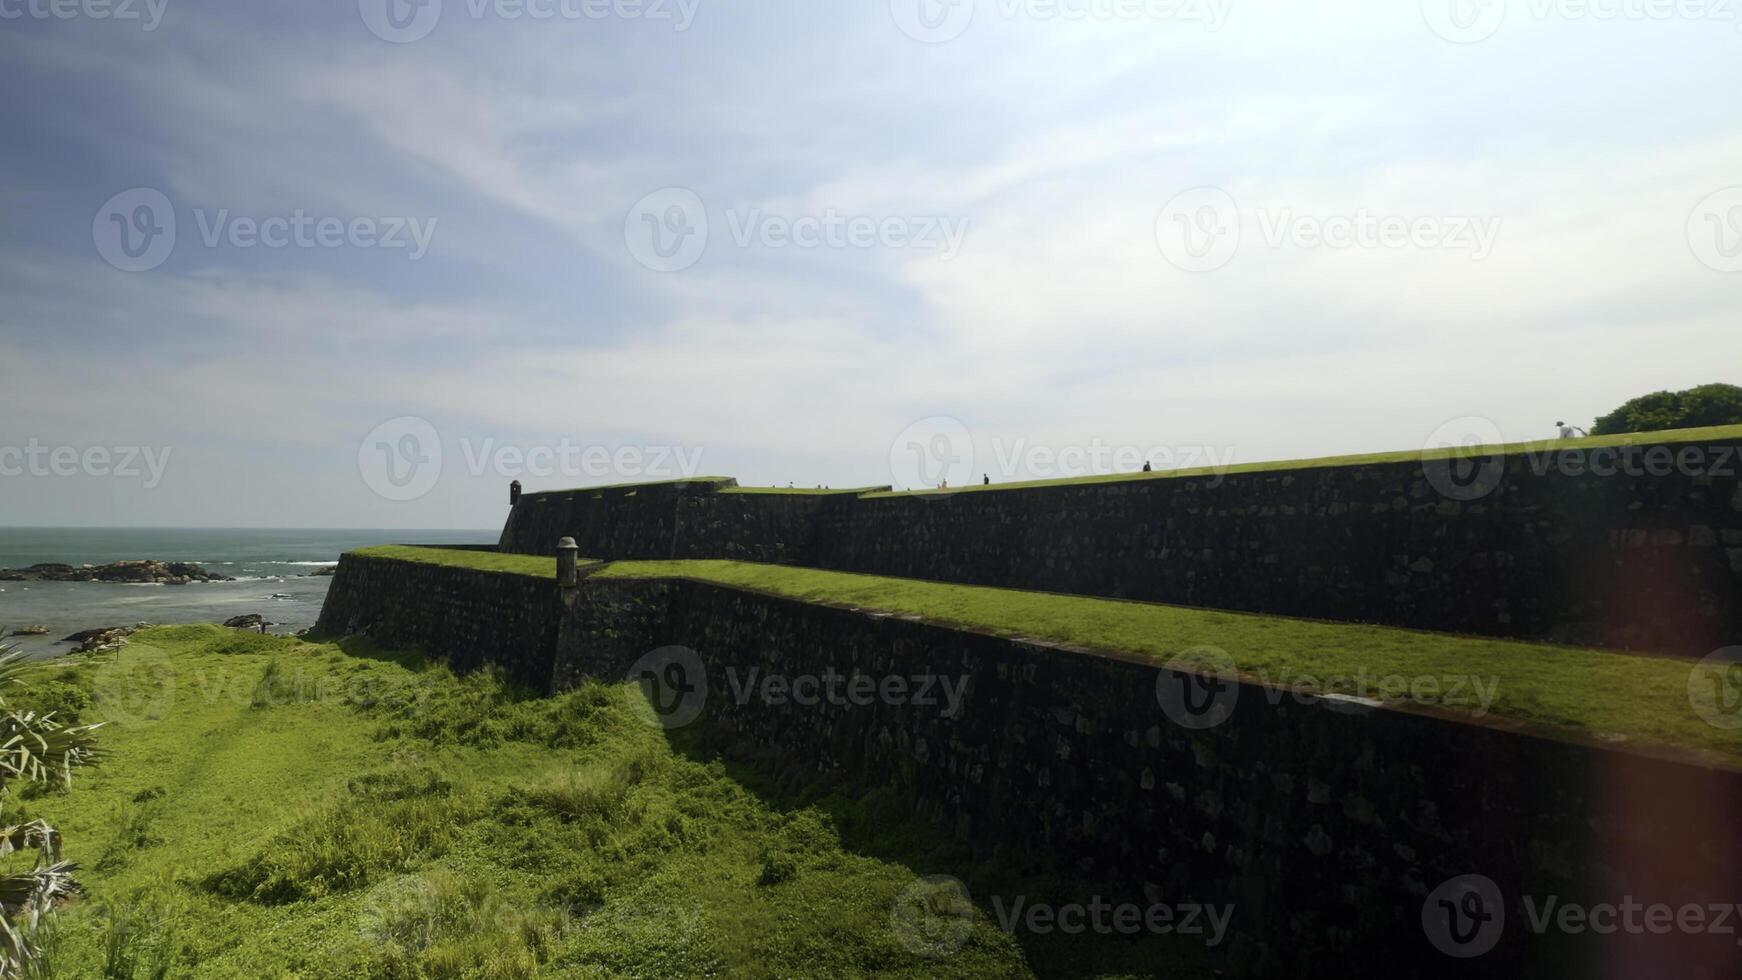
[[555, 575, 1742, 978], [315, 553, 560, 691], [503, 436, 1742, 655]]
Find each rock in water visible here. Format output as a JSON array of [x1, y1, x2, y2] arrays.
[[0, 560, 235, 584], [9, 626, 50, 636], [61, 624, 150, 653], [223, 614, 267, 630]]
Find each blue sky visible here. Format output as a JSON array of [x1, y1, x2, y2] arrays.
[[1, 0, 1738, 528]]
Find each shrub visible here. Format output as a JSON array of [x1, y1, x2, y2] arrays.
[[1592, 382, 1742, 435]]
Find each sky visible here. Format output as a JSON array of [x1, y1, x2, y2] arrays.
[[0, 0, 1738, 528]]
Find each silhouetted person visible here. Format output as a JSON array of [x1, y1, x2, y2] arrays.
[[983, 474, 990, 485], [1143, 461, 1153, 472]]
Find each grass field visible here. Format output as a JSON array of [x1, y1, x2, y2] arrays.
[[9, 626, 1213, 978], [864, 422, 1742, 497], [349, 546, 564, 578], [595, 560, 1742, 766]]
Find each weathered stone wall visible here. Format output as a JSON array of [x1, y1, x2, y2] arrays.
[[315, 553, 560, 691], [497, 480, 726, 559], [505, 437, 1742, 655], [556, 576, 1742, 978]]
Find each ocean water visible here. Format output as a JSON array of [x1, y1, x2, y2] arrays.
[[0, 528, 498, 658]]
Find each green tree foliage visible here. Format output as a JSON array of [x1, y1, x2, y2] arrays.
[[0, 638, 101, 977], [1591, 383, 1742, 435]]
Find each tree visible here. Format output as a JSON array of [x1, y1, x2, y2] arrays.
[[1591, 383, 1742, 436], [0, 638, 101, 977]]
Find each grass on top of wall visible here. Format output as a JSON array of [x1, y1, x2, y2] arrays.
[[595, 560, 1742, 767], [349, 545, 564, 578], [721, 486, 890, 496], [865, 422, 1742, 497]]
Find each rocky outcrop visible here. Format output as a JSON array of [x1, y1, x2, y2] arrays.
[[0, 561, 234, 585], [9, 626, 50, 637], [222, 614, 269, 630], [61, 623, 151, 653]]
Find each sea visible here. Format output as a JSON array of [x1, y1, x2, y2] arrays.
[[0, 528, 498, 659]]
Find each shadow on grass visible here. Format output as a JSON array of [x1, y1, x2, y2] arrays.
[[662, 725, 1224, 980]]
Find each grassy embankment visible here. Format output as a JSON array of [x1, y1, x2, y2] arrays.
[[339, 547, 1741, 765], [864, 422, 1742, 496], [348, 545, 563, 577], [594, 560, 1742, 767], [12, 625, 1212, 979]]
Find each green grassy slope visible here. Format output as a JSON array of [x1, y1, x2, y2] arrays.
[[867, 422, 1742, 496], [14, 626, 1211, 979], [596, 560, 1742, 767], [349, 545, 563, 578]]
